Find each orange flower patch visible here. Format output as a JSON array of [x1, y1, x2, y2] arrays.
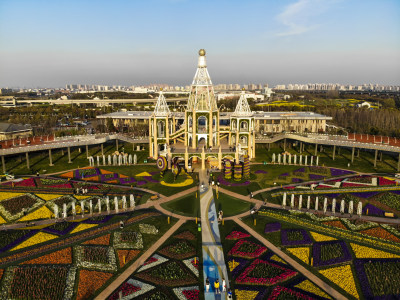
[[60, 171, 74, 178], [83, 234, 111, 245], [0, 269, 3, 280], [119, 174, 129, 178], [107, 180, 119, 184], [76, 270, 113, 300], [323, 220, 348, 230], [174, 230, 196, 240], [117, 249, 140, 268], [100, 169, 114, 175], [83, 176, 100, 181], [21, 247, 72, 265], [361, 227, 400, 243]]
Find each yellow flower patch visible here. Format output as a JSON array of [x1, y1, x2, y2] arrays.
[[235, 290, 259, 300], [319, 265, 359, 299], [286, 247, 310, 264], [0, 192, 25, 202], [74, 195, 92, 200], [0, 215, 6, 224], [35, 194, 65, 201], [17, 224, 50, 230], [18, 206, 54, 222], [270, 254, 287, 264], [70, 223, 98, 234], [295, 280, 332, 299], [350, 243, 400, 259], [160, 176, 193, 187], [12, 232, 58, 251], [229, 260, 240, 271], [310, 231, 337, 242], [136, 172, 152, 177]]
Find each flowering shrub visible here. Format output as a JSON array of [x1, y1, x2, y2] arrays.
[[236, 259, 297, 286], [228, 239, 267, 259], [0, 194, 43, 221], [159, 240, 196, 259], [75, 245, 117, 272], [182, 289, 199, 300], [139, 223, 159, 234], [264, 222, 281, 233], [226, 231, 251, 240]]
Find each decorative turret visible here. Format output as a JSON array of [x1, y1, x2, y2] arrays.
[[153, 89, 170, 117], [187, 49, 218, 112], [233, 89, 253, 116], [185, 49, 220, 149]]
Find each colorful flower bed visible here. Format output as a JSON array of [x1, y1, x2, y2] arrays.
[[354, 259, 400, 298], [268, 285, 313, 300], [360, 226, 400, 243], [137, 254, 169, 272], [330, 168, 354, 177], [139, 223, 159, 235], [236, 259, 297, 286], [319, 264, 359, 299], [136, 261, 197, 287], [281, 229, 312, 246], [174, 231, 196, 240], [217, 174, 250, 187], [226, 231, 251, 240], [113, 231, 143, 249], [159, 240, 196, 259], [312, 240, 352, 267], [75, 245, 117, 272], [0, 194, 42, 221], [76, 269, 113, 300], [228, 239, 267, 259], [109, 279, 155, 300], [109, 282, 140, 300], [21, 247, 72, 265], [173, 286, 200, 300]]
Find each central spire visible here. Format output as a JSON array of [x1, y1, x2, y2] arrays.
[[187, 49, 218, 111], [153, 89, 170, 117]]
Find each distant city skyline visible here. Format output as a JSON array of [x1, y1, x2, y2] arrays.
[[0, 0, 399, 87]]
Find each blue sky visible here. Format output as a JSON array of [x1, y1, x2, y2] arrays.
[[0, 0, 399, 87]]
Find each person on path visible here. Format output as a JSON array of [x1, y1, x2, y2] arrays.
[[222, 278, 226, 292], [205, 278, 210, 292], [227, 288, 233, 299], [214, 279, 220, 294]]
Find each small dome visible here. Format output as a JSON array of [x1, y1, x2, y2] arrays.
[[199, 49, 206, 56]]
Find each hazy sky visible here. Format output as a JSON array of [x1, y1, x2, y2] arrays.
[[0, 0, 399, 88]]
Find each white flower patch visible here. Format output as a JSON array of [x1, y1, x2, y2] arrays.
[[137, 254, 169, 272], [114, 231, 143, 249], [0, 266, 16, 298], [139, 223, 159, 235], [119, 278, 155, 300], [183, 257, 199, 277], [63, 266, 77, 300], [381, 224, 400, 237], [173, 286, 200, 300], [341, 218, 378, 231], [75, 246, 117, 272]]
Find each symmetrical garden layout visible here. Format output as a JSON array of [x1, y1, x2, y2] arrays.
[[0, 163, 399, 299]]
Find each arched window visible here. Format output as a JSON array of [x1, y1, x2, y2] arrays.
[[232, 120, 237, 130], [188, 116, 193, 129], [240, 121, 248, 130], [158, 120, 165, 137], [241, 135, 248, 144], [198, 116, 207, 133], [213, 116, 217, 129]]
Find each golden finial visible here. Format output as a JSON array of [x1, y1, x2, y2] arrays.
[[242, 88, 245, 91], [199, 49, 206, 56], [160, 88, 163, 91]]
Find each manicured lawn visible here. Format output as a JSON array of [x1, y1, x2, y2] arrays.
[[213, 191, 253, 217], [161, 192, 200, 217]]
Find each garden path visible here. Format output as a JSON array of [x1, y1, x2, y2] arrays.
[[233, 218, 347, 300], [95, 218, 186, 300], [199, 170, 229, 300]]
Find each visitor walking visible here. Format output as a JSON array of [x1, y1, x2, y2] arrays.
[[214, 279, 220, 294], [205, 278, 210, 292], [227, 288, 233, 299], [222, 278, 226, 292]]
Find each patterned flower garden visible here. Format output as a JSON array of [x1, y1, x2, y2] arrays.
[[245, 208, 400, 299], [0, 210, 174, 299], [108, 223, 201, 300]]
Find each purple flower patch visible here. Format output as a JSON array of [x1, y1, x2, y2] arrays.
[[265, 222, 281, 233], [391, 190, 400, 196], [292, 178, 303, 183], [330, 168, 354, 177], [0, 230, 40, 253], [351, 191, 380, 199], [325, 193, 340, 198], [294, 168, 305, 173], [228, 257, 249, 278], [136, 181, 147, 186], [217, 174, 250, 186], [119, 177, 137, 184], [309, 174, 325, 180], [255, 170, 267, 174], [281, 229, 312, 246], [312, 240, 352, 267], [362, 203, 385, 216], [100, 173, 119, 182]]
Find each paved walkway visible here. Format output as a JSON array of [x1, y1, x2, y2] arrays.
[[95, 218, 186, 300], [200, 171, 229, 299], [233, 218, 347, 300]]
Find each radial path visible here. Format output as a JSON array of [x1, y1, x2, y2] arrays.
[[199, 170, 229, 300]]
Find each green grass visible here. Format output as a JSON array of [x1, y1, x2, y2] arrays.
[[254, 142, 398, 174], [161, 192, 200, 217], [213, 191, 253, 217]]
